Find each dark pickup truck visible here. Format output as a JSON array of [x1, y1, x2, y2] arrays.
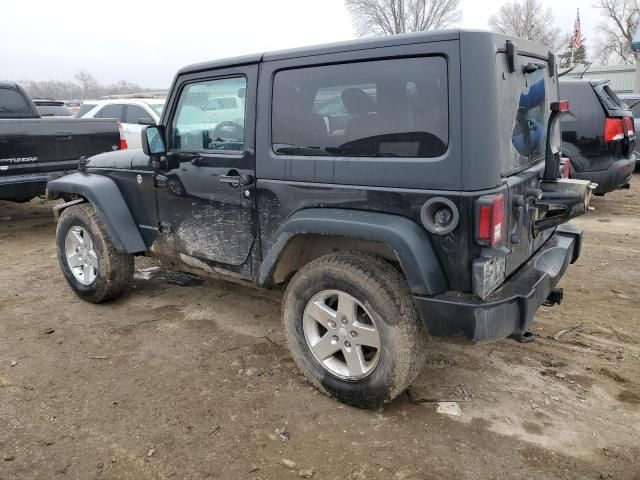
[[0, 81, 121, 202]]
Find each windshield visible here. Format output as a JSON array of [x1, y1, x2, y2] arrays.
[[150, 103, 165, 116]]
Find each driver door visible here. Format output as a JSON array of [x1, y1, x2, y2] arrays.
[[156, 65, 257, 276]]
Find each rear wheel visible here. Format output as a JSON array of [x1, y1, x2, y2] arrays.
[[283, 252, 429, 408], [56, 204, 134, 303]]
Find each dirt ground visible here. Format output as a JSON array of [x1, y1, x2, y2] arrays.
[[1, 176, 639, 480]]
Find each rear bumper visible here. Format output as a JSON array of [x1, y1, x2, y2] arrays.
[[572, 156, 634, 194], [0, 171, 71, 201], [414, 223, 582, 343]]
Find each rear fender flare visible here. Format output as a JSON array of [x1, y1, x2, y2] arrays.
[[47, 172, 146, 253], [257, 208, 448, 296]]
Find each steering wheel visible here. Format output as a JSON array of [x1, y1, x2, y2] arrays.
[[211, 121, 244, 142]]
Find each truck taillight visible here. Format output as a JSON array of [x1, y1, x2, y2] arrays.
[[623, 117, 634, 136], [118, 123, 128, 150], [476, 194, 505, 246]]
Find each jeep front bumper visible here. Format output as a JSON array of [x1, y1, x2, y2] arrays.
[[413, 223, 582, 343]]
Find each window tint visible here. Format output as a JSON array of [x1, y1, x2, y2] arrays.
[[125, 105, 153, 124], [172, 77, 246, 152], [498, 55, 554, 174], [511, 70, 546, 159], [272, 57, 448, 158], [0, 88, 32, 118], [75, 103, 96, 118], [98, 104, 124, 121]]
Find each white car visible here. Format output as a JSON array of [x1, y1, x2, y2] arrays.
[[77, 99, 165, 149]]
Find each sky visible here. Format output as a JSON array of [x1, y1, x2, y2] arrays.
[[1, 0, 597, 88]]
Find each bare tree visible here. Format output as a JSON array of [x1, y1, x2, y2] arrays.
[[20, 74, 147, 100], [74, 70, 99, 97], [488, 0, 561, 50], [345, 0, 462, 36], [594, 0, 640, 64]]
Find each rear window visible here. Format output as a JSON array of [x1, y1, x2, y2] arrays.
[[37, 105, 72, 117], [272, 56, 448, 158], [497, 55, 554, 174], [0, 88, 32, 118], [601, 85, 625, 109]]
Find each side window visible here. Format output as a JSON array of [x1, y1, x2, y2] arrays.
[[171, 77, 246, 152], [75, 103, 96, 118], [272, 57, 448, 158], [125, 105, 153, 124], [98, 104, 125, 121], [0, 88, 32, 118]]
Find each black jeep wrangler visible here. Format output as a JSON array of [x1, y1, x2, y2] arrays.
[[47, 30, 593, 408]]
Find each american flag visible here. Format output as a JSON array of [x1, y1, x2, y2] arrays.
[[572, 9, 582, 50]]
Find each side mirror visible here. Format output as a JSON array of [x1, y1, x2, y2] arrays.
[[138, 117, 155, 126], [142, 125, 166, 156]]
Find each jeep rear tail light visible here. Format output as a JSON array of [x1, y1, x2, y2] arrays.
[[551, 100, 570, 113], [604, 118, 625, 142], [476, 194, 505, 246], [118, 123, 128, 150], [560, 157, 571, 179]]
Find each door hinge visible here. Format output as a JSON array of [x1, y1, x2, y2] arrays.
[[155, 174, 168, 188], [158, 221, 173, 234]]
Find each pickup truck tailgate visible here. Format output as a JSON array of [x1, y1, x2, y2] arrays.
[[0, 118, 119, 176]]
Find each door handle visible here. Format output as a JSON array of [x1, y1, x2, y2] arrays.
[[56, 133, 72, 141], [219, 173, 254, 186]]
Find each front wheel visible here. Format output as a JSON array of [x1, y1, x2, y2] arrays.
[[283, 252, 429, 408], [56, 203, 134, 303]]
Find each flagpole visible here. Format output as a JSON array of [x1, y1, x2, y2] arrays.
[[572, 8, 578, 68]]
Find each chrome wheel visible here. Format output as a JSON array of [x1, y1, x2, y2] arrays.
[[64, 226, 98, 285], [303, 290, 381, 380]]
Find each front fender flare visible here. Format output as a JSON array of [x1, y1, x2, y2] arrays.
[[47, 172, 146, 253], [257, 208, 448, 296]]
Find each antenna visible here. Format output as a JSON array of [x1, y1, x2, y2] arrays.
[[579, 62, 593, 79]]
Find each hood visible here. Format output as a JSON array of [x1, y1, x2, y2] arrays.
[[86, 148, 150, 170]]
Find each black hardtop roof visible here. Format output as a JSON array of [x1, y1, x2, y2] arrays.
[[178, 29, 539, 76]]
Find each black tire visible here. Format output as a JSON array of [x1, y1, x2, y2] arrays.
[[56, 203, 134, 303], [282, 251, 429, 408]]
